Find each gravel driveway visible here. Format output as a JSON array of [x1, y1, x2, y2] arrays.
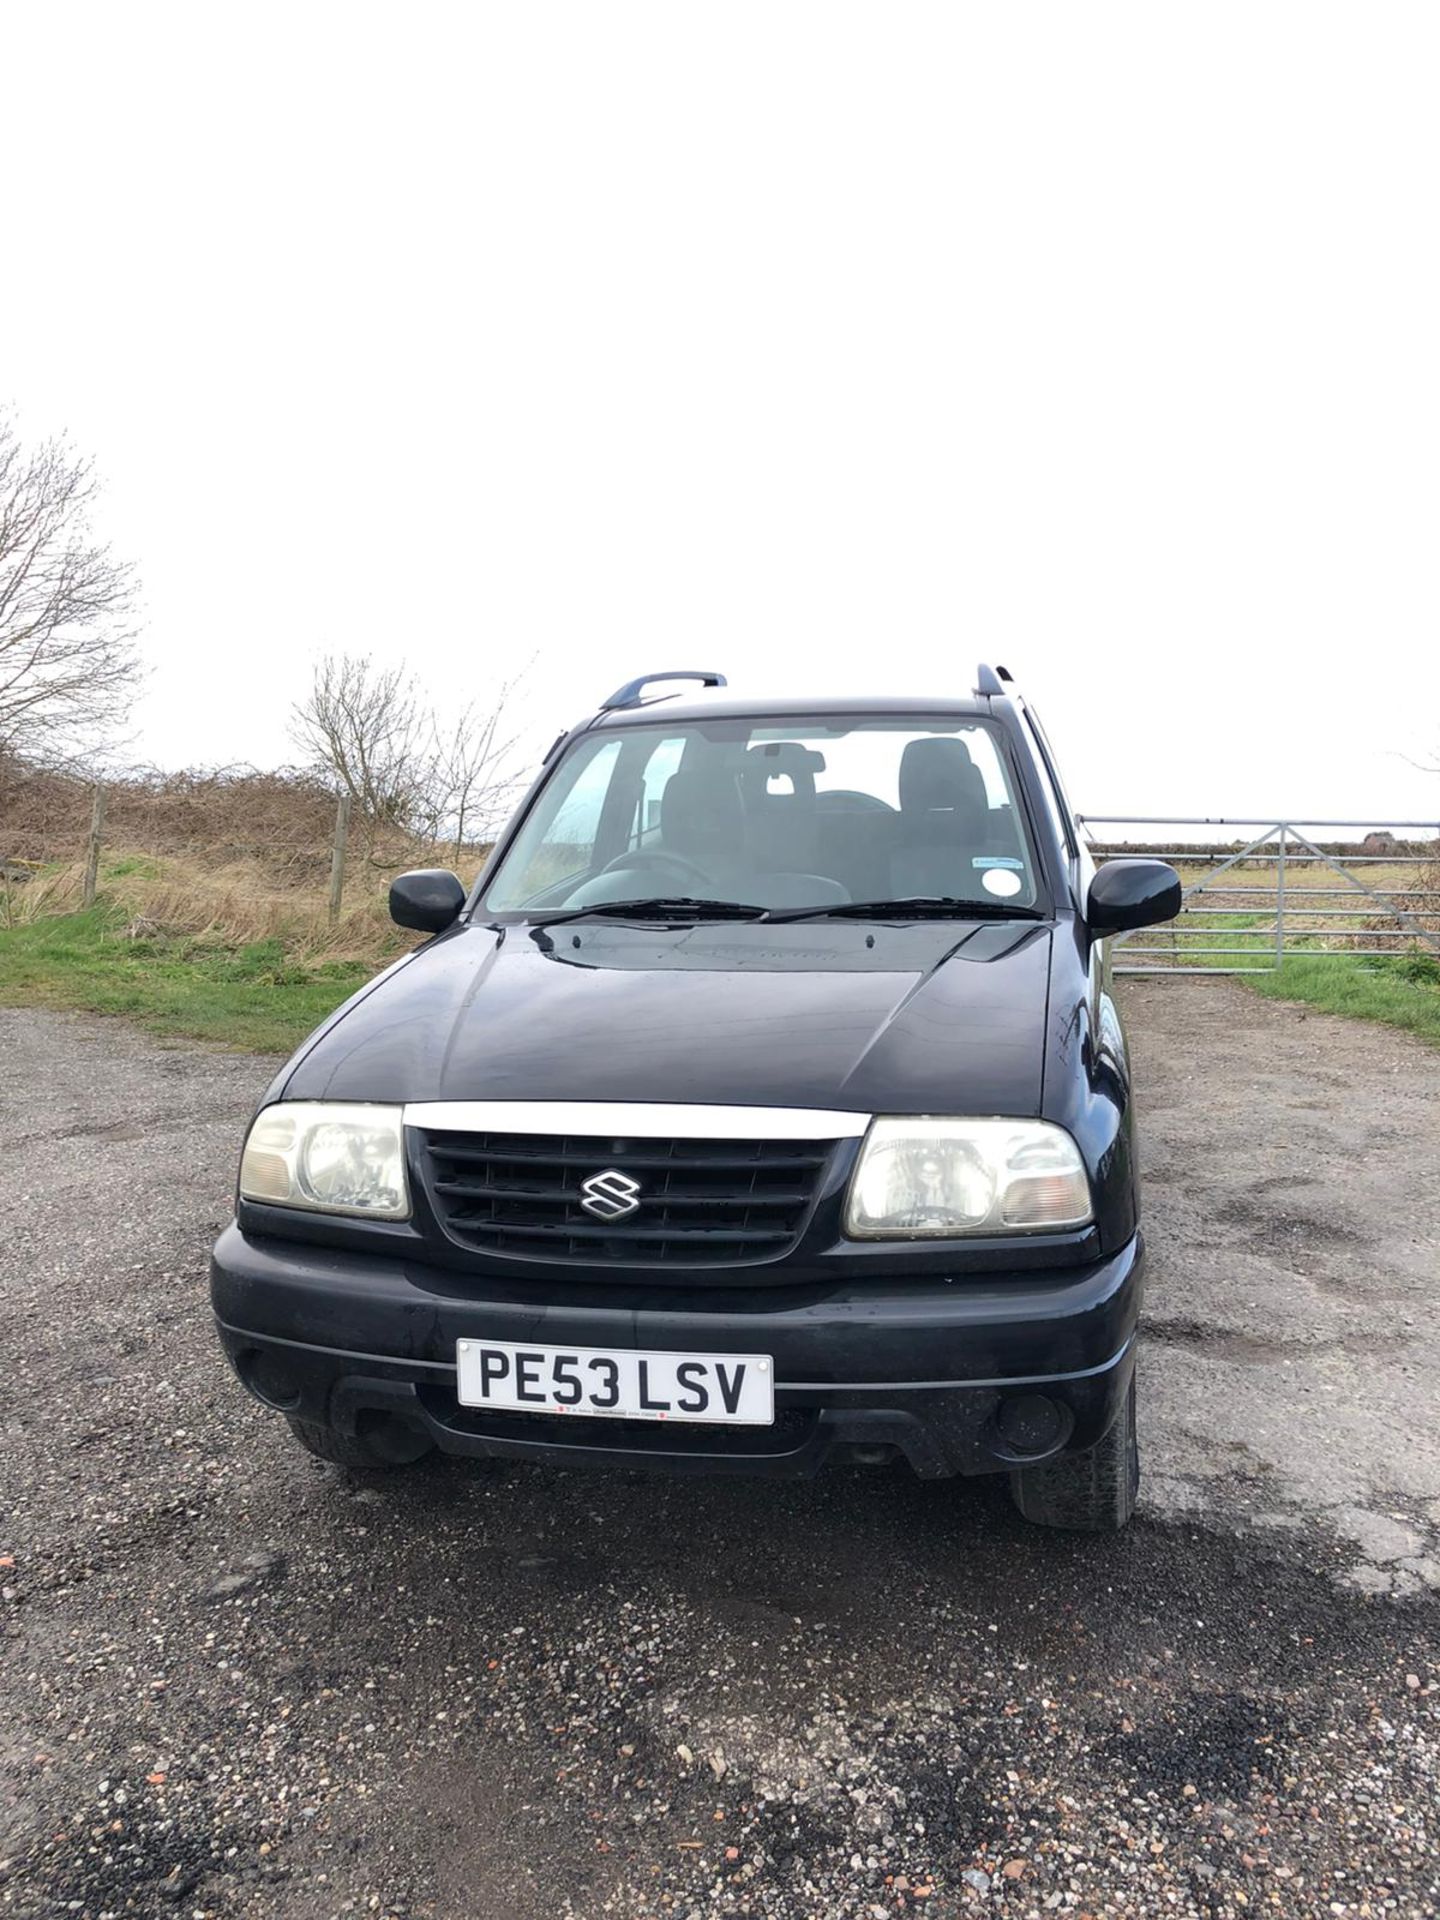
[[1, 985, 1437, 1920]]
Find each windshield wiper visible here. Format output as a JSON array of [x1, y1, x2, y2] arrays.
[[763, 896, 1046, 923], [526, 897, 771, 927]]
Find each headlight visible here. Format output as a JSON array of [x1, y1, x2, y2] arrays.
[[239, 1102, 410, 1219], [845, 1118, 1091, 1238]]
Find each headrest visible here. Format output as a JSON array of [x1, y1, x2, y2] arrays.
[[660, 767, 744, 853], [743, 741, 824, 805], [898, 737, 988, 813]]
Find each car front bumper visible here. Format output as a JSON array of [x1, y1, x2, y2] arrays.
[[210, 1224, 1143, 1480]]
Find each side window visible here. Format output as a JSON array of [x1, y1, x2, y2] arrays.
[[1020, 714, 1076, 865], [486, 738, 623, 906], [548, 738, 624, 849], [630, 736, 687, 846]]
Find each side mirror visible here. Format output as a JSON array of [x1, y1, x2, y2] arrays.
[[389, 869, 466, 934], [1087, 859, 1182, 935]]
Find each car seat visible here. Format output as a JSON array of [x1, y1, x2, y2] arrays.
[[889, 737, 992, 898]]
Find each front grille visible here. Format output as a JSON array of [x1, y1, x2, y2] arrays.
[[420, 1127, 833, 1266]]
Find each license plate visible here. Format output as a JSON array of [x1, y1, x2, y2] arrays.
[[455, 1339, 774, 1426]]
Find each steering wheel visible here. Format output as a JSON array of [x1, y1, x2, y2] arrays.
[[599, 847, 714, 887], [817, 789, 894, 812]]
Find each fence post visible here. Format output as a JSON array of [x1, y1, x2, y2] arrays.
[[82, 784, 107, 908], [328, 792, 352, 924], [1275, 823, 1287, 969]]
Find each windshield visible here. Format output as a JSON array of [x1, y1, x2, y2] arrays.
[[480, 715, 1040, 917]]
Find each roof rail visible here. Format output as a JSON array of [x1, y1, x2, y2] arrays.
[[600, 669, 728, 711], [974, 662, 1016, 697]]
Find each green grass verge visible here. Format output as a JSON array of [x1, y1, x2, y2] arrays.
[[1243, 948, 1440, 1044], [6, 903, 1437, 1056], [0, 909, 374, 1052], [1125, 917, 1440, 1045]]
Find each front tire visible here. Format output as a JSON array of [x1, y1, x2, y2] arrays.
[[1008, 1371, 1139, 1531]]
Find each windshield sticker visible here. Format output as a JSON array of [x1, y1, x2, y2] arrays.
[[981, 867, 1023, 898], [973, 856, 1024, 869]]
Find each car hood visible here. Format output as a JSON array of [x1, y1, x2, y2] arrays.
[[283, 918, 1054, 1116]]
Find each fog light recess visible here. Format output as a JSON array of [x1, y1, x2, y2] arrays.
[[239, 1347, 303, 1411], [993, 1393, 1072, 1459]]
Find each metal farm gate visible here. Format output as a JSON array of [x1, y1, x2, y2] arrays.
[[1076, 817, 1440, 976]]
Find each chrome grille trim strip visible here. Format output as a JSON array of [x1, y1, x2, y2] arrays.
[[403, 1100, 870, 1141]]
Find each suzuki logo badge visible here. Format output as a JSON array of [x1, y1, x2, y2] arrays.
[[579, 1168, 642, 1222]]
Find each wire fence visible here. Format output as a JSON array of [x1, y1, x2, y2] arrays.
[[5, 766, 1438, 968], [1, 760, 341, 866], [0, 759, 486, 931]]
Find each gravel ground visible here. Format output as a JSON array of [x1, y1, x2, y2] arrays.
[[1, 985, 1437, 1920]]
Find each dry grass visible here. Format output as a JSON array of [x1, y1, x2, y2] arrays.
[[0, 846, 444, 1050], [2, 850, 417, 966], [1, 753, 492, 970]]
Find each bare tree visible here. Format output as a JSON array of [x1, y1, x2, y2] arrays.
[[0, 410, 141, 760], [292, 652, 527, 861], [289, 653, 426, 840], [418, 683, 525, 860]]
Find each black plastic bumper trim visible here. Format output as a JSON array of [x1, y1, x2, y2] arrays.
[[214, 1314, 1136, 1397]]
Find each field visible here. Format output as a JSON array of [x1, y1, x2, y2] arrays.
[[0, 908, 378, 1053], [1112, 854, 1440, 1044], [0, 760, 447, 1047], [0, 851, 416, 1051], [2, 845, 1438, 1052]]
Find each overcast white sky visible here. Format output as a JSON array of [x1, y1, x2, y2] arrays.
[[3, 2, 1437, 829]]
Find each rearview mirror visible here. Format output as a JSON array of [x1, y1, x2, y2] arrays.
[[1087, 859, 1182, 935], [389, 869, 466, 933]]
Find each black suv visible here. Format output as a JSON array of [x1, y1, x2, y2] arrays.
[[212, 668, 1179, 1530]]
